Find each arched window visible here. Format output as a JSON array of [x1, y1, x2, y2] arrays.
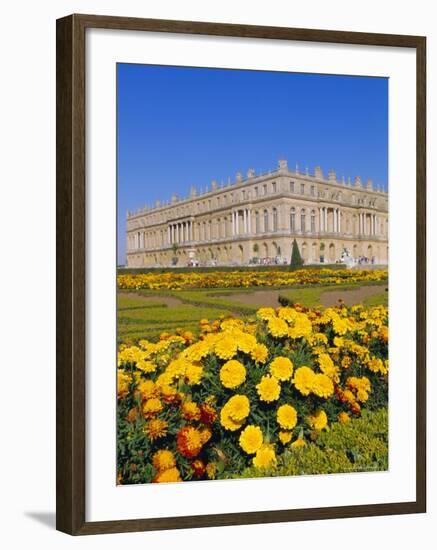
[[290, 207, 296, 231], [311, 210, 316, 233], [255, 211, 260, 233], [264, 209, 269, 232], [272, 208, 278, 231], [301, 209, 306, 233]]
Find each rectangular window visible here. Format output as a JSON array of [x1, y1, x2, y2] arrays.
[[254, 187, 259, 197], [301, 183, 305, 194], [263, 184, 267, 195], [311, 185, 315, 196], [272, 182, 277, 193], [290, 181, 295, 193]]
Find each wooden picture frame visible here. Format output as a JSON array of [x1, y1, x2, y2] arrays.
[[56, 13, 426, 535]]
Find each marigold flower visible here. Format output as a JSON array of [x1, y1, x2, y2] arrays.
[[185, 364, 203, 385], [220, 407, 244, 431], [224, 394, 250, 421], [126, 407, 138, 423], [277, 404, 298, 430], [152, 449, 176, 471], [142, 397, 163, 418], [291, 438, 307, 449], [256, 375, 281, 402], [253, 444, 276, 469], [206, 462, 217, 480], [220, 360, 247, 389], [214, 335, 238, 360], [309, 409, 328, 431], [269, 356, 294, 381], [338, 411, 350, 424], [182, 401, 201, 421], [311, 373, 334, 398], [191, 459, 206, 478], [144, 419, 168, 440], [293, 366, 316, 396], [177, 426, 203, 458], [278, 431, 293, 444], [154, 467, 182, 483], [267, 317, 289, 338], [239, 425, 263, 454], [250, 343, 268, 364], [200, 403, 217, 424]]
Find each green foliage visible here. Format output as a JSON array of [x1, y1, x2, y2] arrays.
[[118, 263, 347, 275], [290, 239, 304, 271], [232, 409, 388, 479]]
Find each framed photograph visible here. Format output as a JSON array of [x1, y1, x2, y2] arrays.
[[56, 14, 426, 535]]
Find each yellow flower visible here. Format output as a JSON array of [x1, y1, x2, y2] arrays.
[[220, 407, 244, 431], [185, 364, 203, 385], [291, 438, 307, 449], [250, 343, 268, 364], [236, 332, 257, 354], [253, 444, 276, 469], [267, 317, 289, 338], [225, 394, 250, 421], [142, 397, 163, 418], [144, 419, 168, 440], [117, 370, 131, 399], [137, 379, 157, 400], [220, 360, 247, 389], [338, 411, 350, 424], [214, 335, 238, 360], [367, 357, 388, 375], [317, 353, 340, 383], [181, 401, 201, 421], [256, 375, 281, 402], [136, 359, 157, 373], [257, 307, 276, 320], [277, 404, 298, 430], [269, 356, 294, 381], [311, 373, 334, 398], [278, 431, 293, 444], [239, 425, 263, 454], [206, 462, 217, 479], [293, 366, 316, 396], [152, 449, 176, 471], [309, 409, 328, 431], [154, 467, 182, 483]]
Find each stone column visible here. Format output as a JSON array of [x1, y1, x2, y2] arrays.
[[243, 209, 247, 234], [324, 208, 328, 233], [338, 209, 341, 234], [248, 209, 252, 233], [232, 211, 235, 235]]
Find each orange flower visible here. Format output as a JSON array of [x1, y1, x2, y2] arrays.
[[191, 459, 206, 478], [200, 403, 217, 424], [177, 426, 203, 458]]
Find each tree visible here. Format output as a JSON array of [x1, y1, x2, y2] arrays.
[[290, 239, 303, 270]]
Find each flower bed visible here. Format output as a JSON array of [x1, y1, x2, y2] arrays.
[[117, 303, 388, 484], [117, 268, 388, 291]]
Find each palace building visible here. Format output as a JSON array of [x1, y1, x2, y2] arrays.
[[125, 159, 388, 267]]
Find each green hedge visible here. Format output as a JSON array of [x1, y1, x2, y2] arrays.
[[118, 263, 347, 275]]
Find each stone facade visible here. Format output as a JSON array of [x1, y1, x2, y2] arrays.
[[126, 160, 388, 267]]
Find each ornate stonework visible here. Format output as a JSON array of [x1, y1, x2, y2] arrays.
[[126, 160, 388, 267]]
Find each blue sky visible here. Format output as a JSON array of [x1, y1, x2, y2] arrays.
[[117, 64, 388, 265]]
